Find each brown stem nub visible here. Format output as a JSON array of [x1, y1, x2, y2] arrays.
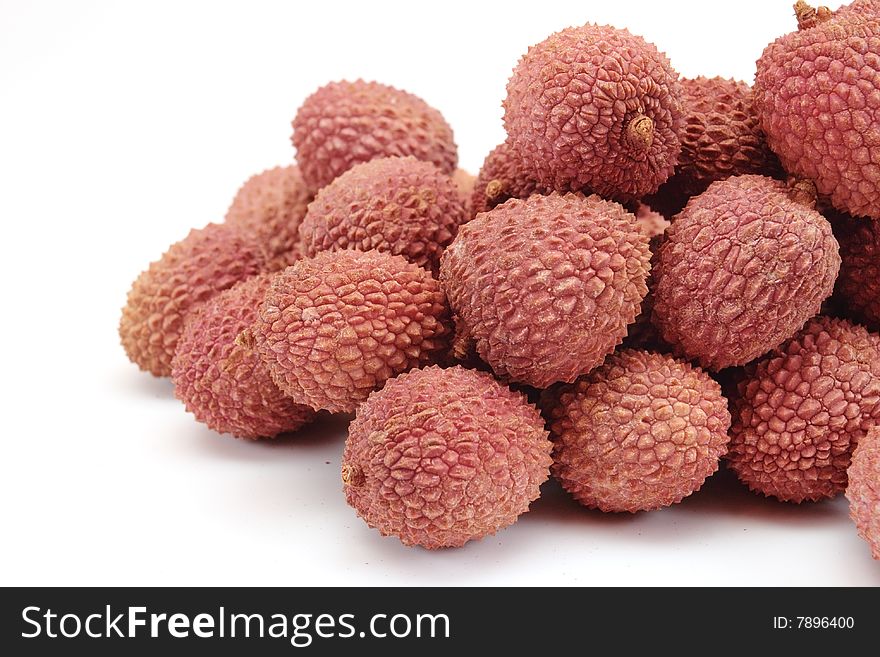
[[234, 329, 255, 351], [625, 114, 654, 151], [794, 1, 832, 30], [220, 347, 245, 374], [786, 177, 818, 208], [485, 179, 504, 202], [451, 317, 476, 362], [341, 464, 364, 487]]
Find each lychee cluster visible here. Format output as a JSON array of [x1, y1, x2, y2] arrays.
[[119, 2, 880, 559]]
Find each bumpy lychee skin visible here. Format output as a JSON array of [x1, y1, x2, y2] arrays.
[[846, 426, 880, 559], [172, 275, 315, 439], [440, 192, 651, 388], [648, 77, 782, 216], [250, 250, 451, 414], [544, 350, 731, 513], [224, 165, 311, 270], [728, 317, 880, 503], [120, 223, 269, 377], [292, 80, 457, 192], [652, 175, 840, 371], [299, 157, 468, 274], [342, 365, 552, 549], [839, 0, 880, 18], [833, 214, 880, 329], [471, 140, 544, 217], [503, 24, 683, 200], [754, 1, 880, 218]]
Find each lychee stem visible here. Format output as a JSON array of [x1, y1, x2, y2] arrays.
[[451, 318, 475, 362], [341, 464, 363, 487], [625, 114, 654, 151], [234, 329, 255, 350], [485, 179, 504, 202], [786, 177, 818, 208], [794, 1, 832, 30]]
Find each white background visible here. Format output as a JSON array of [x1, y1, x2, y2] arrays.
[[2, 0, 878, 586]]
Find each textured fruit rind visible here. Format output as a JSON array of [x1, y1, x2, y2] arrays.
[[292, 80, 457, 192], [754, 5, 880, 218], [727, 317, 880, 503], [342, 365, 552, 548], [299, 156, 468, 274], [172, 275, 315, 439], [251, 249, 451, 414], [649, 77, 782, 214], [833, 214, 880, 329], [120, 223, 268, 377], [839, 0, 880, 17], [846, 426, 880, 559], [651, 175, 840, 370], [544, 349, 731, 513], [470, 140, 544, 217], [440, 192, 651, 388], [503, 24, 683, 200], [224, 165, 312, 270]]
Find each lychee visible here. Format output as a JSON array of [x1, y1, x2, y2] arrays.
[[249, 249, 451, 414], [172, 275, 315, 439], [440, 192, 651, 388], [503, 23, 684, 200], [544, 349, 731, 513], [470, 140, 544, 217], [846, 425, 880, 559], [754, 0, 880, 218], [224, 165, 312, 270], [291, 80, 457, 192], [342, 365, 552, 548], [651, 175, 840, 371], [120, 223, 269, 377], [833, 214, 880, 329], [298, 156, 468, 274], [647, 76, 782, 217], [727, 317, 880, 503]]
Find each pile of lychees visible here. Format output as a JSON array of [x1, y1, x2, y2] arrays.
[[120, 1, 880, 557]]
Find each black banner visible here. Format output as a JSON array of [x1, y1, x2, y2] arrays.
[[1, 587, 876, 654]]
